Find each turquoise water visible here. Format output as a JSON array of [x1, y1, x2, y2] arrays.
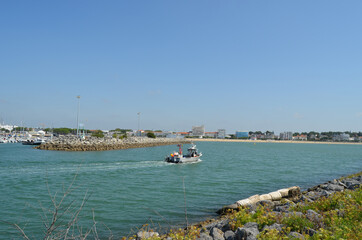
[[1, 142, 361, 238]]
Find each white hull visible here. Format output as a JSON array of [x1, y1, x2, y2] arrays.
[[165, 153, 202, 163]]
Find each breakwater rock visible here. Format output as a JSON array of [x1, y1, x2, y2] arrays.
[[135, 173, 362, 240], [35, 136, 191, 151]]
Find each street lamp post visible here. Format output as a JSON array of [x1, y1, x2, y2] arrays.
[[76, 95, 80, 137], [137, 112, 141, 135]]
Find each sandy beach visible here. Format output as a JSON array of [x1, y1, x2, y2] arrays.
[[191, 138, 362, 145]]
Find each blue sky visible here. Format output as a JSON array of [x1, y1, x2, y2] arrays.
[[1, 1, 361, 133]]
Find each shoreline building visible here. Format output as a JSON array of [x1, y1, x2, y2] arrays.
[[280, 132, 293, 140], [0, 123, 17, 132], [235, 131, 249, 139], [217, 129, 226, 139], [192, 125, 205, 138]]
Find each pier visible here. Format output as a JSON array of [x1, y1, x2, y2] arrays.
[[34, 136, 191, 151]]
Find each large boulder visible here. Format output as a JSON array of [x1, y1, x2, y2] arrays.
[[322, 183, 344, 192], [197, 232, 213, 240], [224, 230, 236, 240], [235, 222, 259, 240], [262, 223, 284, 232], [306, 209, 322, 223], [210, 227, 224, 240]]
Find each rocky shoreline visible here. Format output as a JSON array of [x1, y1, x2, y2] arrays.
[[135, 172, 362, 240], [35, 136, 191, 151]]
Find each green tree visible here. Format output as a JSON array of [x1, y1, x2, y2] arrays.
[[92, 130, 104, 138], [53, 128, 71, 135], [146, 132, 156, 138], [1, 128, 10, 133]]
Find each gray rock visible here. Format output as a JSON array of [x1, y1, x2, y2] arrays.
[[347, 183, 360, 190], [224, 230, 236, 240], [320, 190, 332, 197], [274, 205, 290, 212], [288, 231, 304, 239], [300, 195, 313, 203], [197, 232, 213, 240], [306, 209, 322, 223], [210, 227, 224, 240], [256, 200, 274, 209], [306, 191, 322, 201], [215, 219, 232, 232], [355, 175, 362, 182], [204, 219, 231, 232], [262, 223, 284, 232], [326, 184, 344, 192], [337, 180, 348, 188], [217, 203, 239, 215], [342, 179, 359, 187], [235, 222, 259, 240], [243, 222, 258, 229]]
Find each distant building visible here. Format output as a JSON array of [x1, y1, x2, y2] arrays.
[[280, 132, 293, 140], [135, 130, 145, 137], [176, 132, 190, 137], [154, 131, 171, 137], [265, 131, 276, 140], [217, 129, 226, 139], [0, 124, 17, 132], [332, 133, 350, 142], [192, 125, 205, 137], [205, 132, 217, 138], [235, 131, 249, 138], [293, 134, 307, 141]]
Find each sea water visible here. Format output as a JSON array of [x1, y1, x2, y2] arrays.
[[0, 142, 361, 238]]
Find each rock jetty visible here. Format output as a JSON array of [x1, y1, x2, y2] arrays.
[[134, 173, 362, 240], [35, 136, 191, 151]]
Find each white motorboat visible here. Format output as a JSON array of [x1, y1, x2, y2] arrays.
[[165, 143, 202, 163], [22, 138, 46, 145]]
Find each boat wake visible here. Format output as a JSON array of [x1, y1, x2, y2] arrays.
[[166, 159, 203, 165]]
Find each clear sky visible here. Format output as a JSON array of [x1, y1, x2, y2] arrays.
[[1, 1, 361, 133]]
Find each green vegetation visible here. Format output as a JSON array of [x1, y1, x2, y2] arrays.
[[53, 128, 73, 135], [146, 132, 156, 138], [12, 127, 31, 132], [0, 128, 10, 133], [113, 128, 132, 134], [228, 187, 362, 239], [91, 130, 104, 138]]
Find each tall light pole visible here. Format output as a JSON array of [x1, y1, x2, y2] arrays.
[[137, 112, 141, 133], [76, 95, 80, 137]]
